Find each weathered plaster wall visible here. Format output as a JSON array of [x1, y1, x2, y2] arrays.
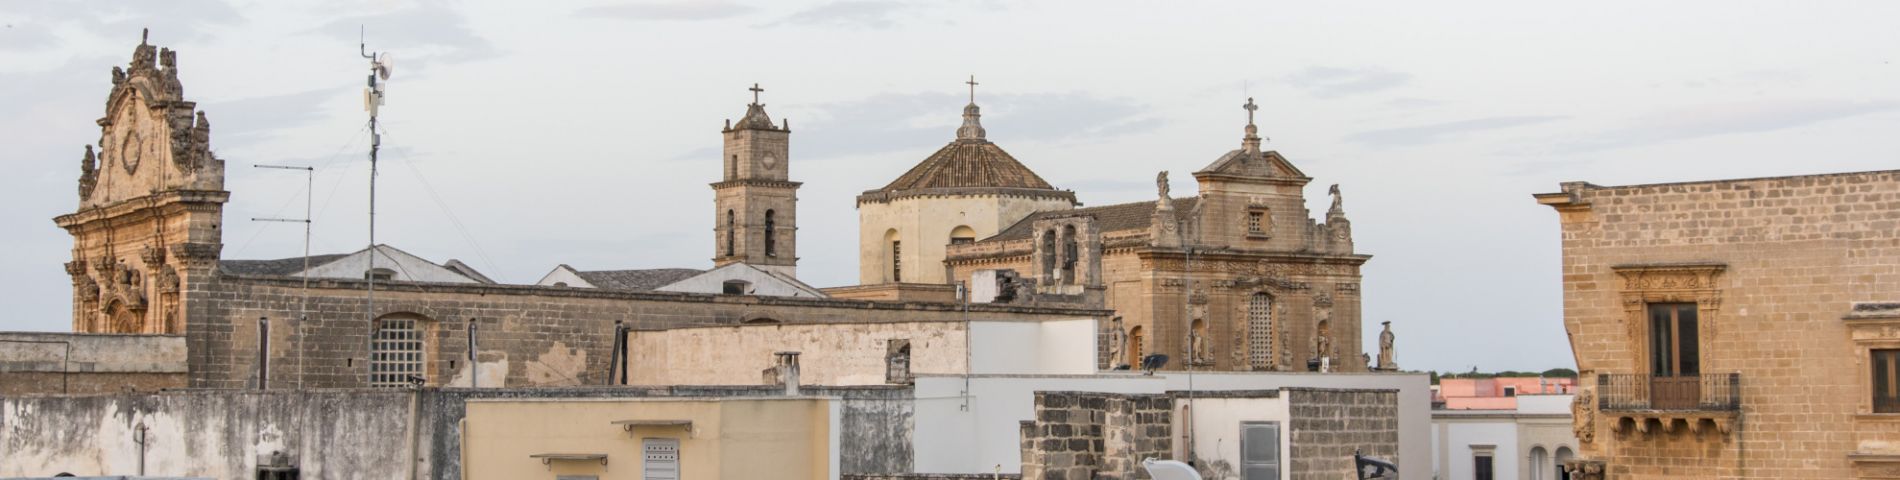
[[2, 386, 915, 479], [0, 333, 187, 395], [0, 390, 412, 479], [1174, 394, 1291, 480]]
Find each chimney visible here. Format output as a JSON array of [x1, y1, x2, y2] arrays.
[[775, 351, 801, 396]]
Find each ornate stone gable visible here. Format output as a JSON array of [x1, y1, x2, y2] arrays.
[[56, 32, 228, 334], [82, 30, 223, 210]]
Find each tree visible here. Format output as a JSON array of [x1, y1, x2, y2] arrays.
[[1541, 368, 1578, 378]]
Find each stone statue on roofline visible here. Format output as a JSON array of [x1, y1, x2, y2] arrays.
[[1376, 321, 1397, 371]]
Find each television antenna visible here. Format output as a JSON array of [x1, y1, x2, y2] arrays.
[[251, 163, 314, 389], [360, 27, 393, 386]]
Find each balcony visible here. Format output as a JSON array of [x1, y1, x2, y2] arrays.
[[1596, 373, 1741, 436]]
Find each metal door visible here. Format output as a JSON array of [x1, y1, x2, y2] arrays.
[[643, 438, 680, 480]]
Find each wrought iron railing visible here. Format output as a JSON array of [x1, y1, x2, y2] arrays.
[[1597, 373, 1741, 411]]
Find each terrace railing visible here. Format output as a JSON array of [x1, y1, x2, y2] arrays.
[[1597, 373, 1741, 411]]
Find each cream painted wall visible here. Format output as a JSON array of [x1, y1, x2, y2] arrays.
[[967, 318, 1097, 375], [462, 397, 836, 480], [1174, 396, 1292, 480], [857, 195, 1072, 285]]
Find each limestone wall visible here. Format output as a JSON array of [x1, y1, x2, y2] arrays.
[[1286, 388, 1400, 480], [0, 332, 187, 395], [1018, 391, 1174, 480], [1540, 169, 1900, 479], [186, 273, 1107, 389], [628, 321, 970, 386]]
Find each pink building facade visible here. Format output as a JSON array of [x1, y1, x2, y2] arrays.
[[1434, 377, 1576, 410]]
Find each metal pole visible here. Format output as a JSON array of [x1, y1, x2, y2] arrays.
[[468, 319, 478, 388]]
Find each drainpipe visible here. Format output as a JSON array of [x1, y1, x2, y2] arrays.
[[133, 423, 148, 476], [257, 316, 271, 389], [776, 351, 801, 396]]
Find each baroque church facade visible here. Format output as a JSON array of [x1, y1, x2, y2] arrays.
[[860, 97, 1372, 372]]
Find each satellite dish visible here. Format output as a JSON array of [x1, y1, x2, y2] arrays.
[[1141, 458, 1203, 480], [376, 53, 393, 80]]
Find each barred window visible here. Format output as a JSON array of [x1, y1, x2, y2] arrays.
[[1249, 293, 1273, 369], [1875, 349, 1900, 413], [370, 317, 424, 387]]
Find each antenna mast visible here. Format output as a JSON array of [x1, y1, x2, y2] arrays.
[[360, 27, 392, 386], [252, 163, 314, 389]]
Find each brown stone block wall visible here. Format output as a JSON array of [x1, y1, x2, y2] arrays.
[[188, 274, 1107, 389], [1287, 388, 1399, 480], [1548, 170, 1900, 479], [1019, 391, 1173, 480]]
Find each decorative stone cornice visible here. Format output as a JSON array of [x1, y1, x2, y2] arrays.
[[54, 190, 229, 230]]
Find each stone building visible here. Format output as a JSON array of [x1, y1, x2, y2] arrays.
[[46, 36, 1107, 391], [855, 88, 1077, 285], [1535, 170, 1900, 479], [943, 100, 1370, 373]]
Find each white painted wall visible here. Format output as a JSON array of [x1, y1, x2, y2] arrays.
[[1174, 396, 1291, 480], [1433, 419, 1518, 480], [1159, 372, 1432, 480], [1517, 394, 1572, 414], [297, 245, 478, 283], [533, 265, 593, 287], [967, 318, 1096, 375], [912, 374, 1166, 474], [655, 263, 825, 297]]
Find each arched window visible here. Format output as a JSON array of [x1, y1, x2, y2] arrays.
[[1249, 293, 1273, 370], [949, 225, 976, 245], [725, 210, 736, 257], [365, 267, 396, 282], [1127, 326, 1146, 368], [1554, 447, 1575, 480], [1529, 446, 1549, 480], [884, 229, 901, 282], [764, 210, 777, 257], [1040, 230, 1057, 279], [370, 315, 428, 388], [1061, 225, 1079, 285]]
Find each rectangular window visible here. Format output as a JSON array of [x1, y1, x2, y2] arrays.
[[1474, 454, 1495, 480], [1504, 386, 1516, 397], [890, 241, 902, 281], [369, 318, 424, 388], [1648, 303, 1700, 376], [1876, 349, 1900, 413], [1240, 422, 1281, 480], [1247, 211, 1264, 235], [950, 237, 975, 245]]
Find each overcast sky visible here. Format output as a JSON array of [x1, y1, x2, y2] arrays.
[[3, 1, 1896, 374]]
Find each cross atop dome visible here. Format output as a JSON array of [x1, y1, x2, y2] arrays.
[[966, 75, 979, 104]]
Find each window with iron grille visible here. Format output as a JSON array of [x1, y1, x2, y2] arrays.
[[1247, 211, 1264, 235], [890, 241, 902, 281], [370, 317, 424, 387], [1248, 293, 1273, 369], [1875, 349, 1900, 413]]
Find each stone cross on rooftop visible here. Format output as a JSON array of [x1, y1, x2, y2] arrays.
[[1244, 97, 1258, 125], [749, 83, 764, 104], [966, 75, 978, 104]]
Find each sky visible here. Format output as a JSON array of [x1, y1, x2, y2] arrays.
[[2, 0, 1896, 374]]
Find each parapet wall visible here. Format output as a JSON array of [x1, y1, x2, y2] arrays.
[[0, 332, 187, 395]]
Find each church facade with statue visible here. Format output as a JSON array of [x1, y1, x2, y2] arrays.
[[856, 91, 1374, 372]]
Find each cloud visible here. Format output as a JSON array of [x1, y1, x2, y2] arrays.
[[0, 0, 244, 46], [575, 1, 755, 21], [202, 87, 354, 149], [1344, 116, 1564, 147], [312, 4, 499, 68], [1554, 99, 1900, 153], [1284, 66, 1412, 98], [771, 1, 915, 29], [793, 91, 1163, 159]]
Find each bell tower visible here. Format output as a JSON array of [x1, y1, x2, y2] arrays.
[[712, 84, 799, 277]]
